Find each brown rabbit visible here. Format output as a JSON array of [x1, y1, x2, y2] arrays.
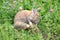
[[14, 9, 40, 33]]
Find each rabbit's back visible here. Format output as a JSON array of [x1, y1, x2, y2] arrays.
[[14, 10, 32, 24]]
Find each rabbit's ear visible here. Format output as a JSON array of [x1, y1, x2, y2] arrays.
[[30, 8, 38, 18], [32, 8, 38, 14]]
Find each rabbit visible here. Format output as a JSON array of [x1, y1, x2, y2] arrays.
[[14, 8, 40, 33]]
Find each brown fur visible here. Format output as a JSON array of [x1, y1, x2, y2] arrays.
[[14, 9, 39, 32]]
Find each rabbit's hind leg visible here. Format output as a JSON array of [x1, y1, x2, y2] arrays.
[[35, 24, 40, 33]]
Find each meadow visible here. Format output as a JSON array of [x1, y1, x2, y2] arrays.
[[0, 0, 60, 40]]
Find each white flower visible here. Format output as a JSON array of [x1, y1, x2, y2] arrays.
[[13, 0, 17, 4], [50, 9, 53, 13], [19, 6, 23, 10], [20, 0, 23, 2]]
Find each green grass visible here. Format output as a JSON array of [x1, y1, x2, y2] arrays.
[[0, 0, 60, 40]]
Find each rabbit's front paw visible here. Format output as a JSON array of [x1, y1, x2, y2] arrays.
[[26, 24, 30, 28]]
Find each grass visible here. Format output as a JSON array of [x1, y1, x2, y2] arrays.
[[0, 0, 60, 40]]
